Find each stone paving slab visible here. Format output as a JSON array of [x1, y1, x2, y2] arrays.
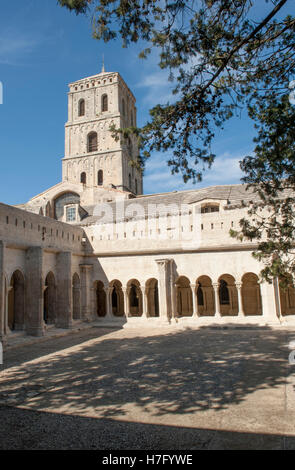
[[0, 324, 295, 449]]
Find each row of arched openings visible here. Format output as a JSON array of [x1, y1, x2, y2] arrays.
[[95, 279, 159, 318], [6, 271, 295, 331], [176, 273, 261, 316], [6, 271, 81, 331]]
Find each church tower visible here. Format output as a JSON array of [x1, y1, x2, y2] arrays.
[[62, 68, 142, 195]]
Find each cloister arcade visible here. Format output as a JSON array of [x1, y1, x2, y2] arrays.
[[3, 269, 295, 336], [89, 272, 278, 320]]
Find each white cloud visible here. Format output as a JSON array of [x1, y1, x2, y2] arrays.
[[0, 30, 42, 65], [143, 151, 245, 195]]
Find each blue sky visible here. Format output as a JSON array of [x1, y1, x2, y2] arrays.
[[0, 0, 289, 204]]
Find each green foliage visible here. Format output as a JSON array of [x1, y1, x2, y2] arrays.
[[58, 0, 295, 284], [233, 93, 295, 286], [57, 0, 295, 183]]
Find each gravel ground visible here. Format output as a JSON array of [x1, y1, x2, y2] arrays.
[[0, 324, 295, 450]]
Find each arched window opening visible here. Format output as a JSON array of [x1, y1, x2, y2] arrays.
[[96, 281, 106, 317], [130, 285, 139, 308], [176, 276, 193, 317], [242, 273, 262, 316], [78, 99, 85, 117], [8, 270, 25, 331], [197, 283, 204, 306], [219, 280, 230, 305], [97, 170, 103, 186], [102, 94, 108, 112], [146, 279, 159, 317], [44, 272, 56, 325], [80, 172, 86, 184], [72, 273, 81, 320], [196, 276, 215, 316], [87, 132, 98, 152], [54, 192, 80, 220], [127, 280, 142, 317], [110, 280, 124, 316]]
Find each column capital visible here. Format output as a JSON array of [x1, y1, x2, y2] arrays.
[[79, 264, 93, 270]]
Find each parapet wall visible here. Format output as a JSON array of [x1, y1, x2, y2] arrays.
[[0, 202, 85, 253]]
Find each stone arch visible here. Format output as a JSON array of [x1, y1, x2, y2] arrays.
[[87, 131, 98, 152], [54, 192, 80, 220], [102, 94, 108, 112], [72, 273, 81, 320], [97, 169, 103, 186], [242, 273, 262, 315], [80, 172, 86, 184], [279, 280, 295, 316], [110, 280, 124, 317], [127, 279, 143, 317], [8, 270, 25, 331], [95, 280, 106, 317], [176, 276, 193, 317], [78, 98, 85, 116], [146, 278, 159, 317], [218, 274, 238, 316], [44, 272, 56, 325], [196, 275, 215, 316]]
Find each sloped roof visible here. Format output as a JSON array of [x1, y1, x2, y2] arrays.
[[79, 183, 258, 225]]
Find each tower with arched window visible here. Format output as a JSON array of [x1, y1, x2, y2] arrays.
[[62, 67, 142, 195]]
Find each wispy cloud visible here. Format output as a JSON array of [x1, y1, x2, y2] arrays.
[[144, 151, 246, 195], [0, 31, 41, 65]]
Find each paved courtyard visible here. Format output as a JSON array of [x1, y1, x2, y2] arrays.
[[0, 324, 295, 450]]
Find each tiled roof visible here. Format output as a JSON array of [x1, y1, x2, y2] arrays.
[[79, 183, 258, 225]]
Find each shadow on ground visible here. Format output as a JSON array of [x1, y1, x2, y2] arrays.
[[0, 404, 294, 450], [0, 324, 293, 415]]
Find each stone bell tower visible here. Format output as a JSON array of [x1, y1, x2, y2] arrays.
[[62, 66, 142, 195]]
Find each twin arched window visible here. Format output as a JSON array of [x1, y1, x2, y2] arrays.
[[87, 132, 98, 152], [78, 99, 85, 117]]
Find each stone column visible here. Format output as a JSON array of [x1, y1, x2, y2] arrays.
[[190, 284, 198, 317], [261, 280, 280, 324], [170, 280, 177, 320], [80, 264, 93, 322], [235, 282, 244, 317], [143, 286, 149, 318], [105, 286, 113, 318], [0, 242, 6, 341], [122, 286, 129, 318], [56, 251, 73, 329], [156, 259, 172, 321], [25, 246, 44, 337], [213, 283, 221, 318]]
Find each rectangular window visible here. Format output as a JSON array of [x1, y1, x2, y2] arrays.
[[66, 207, 76, 222]]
